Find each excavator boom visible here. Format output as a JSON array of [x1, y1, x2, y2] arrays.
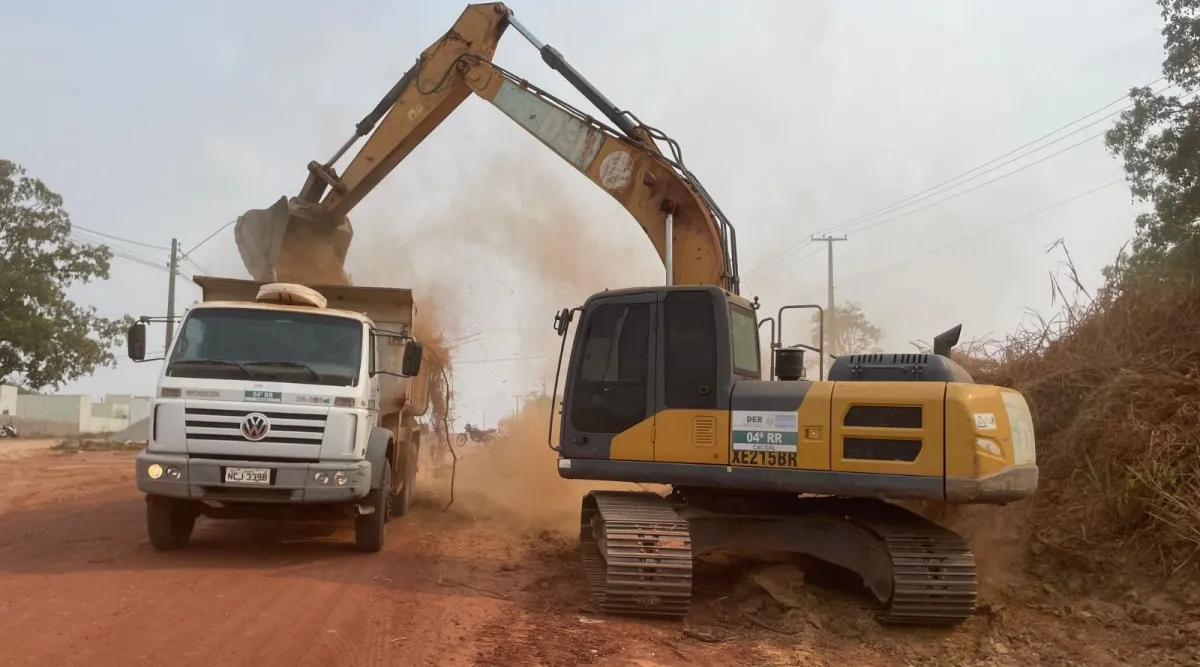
[[235, 2, 739, 292]]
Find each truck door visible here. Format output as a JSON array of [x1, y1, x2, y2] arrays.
[[559, 293, 657, 462]]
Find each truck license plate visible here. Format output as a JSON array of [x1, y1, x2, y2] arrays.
[[224, 467, 271, 485]]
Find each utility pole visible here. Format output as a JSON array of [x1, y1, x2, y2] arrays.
[[811, 235, 847, 357], [165, 238, 179, 350]]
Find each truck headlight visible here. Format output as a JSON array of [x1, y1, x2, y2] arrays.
[[147, 464, 164, 479], [314, 472, 330, 484], [165, 465, 182, 480], [334, 471, 348, 486]]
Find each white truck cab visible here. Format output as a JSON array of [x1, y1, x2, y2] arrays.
[[126, 277, 428, 553]]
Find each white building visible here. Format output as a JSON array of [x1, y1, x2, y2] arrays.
[[0, 386, 151, 437], [0, 385, 16, 418]]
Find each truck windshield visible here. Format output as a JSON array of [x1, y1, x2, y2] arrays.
[[167, 308, 364, 387]]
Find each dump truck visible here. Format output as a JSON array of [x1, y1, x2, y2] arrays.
[[126, 276, 428, 553]]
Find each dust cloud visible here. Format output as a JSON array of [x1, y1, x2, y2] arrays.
[[348, 146, 661, 533], [446, 400, 641, 534]]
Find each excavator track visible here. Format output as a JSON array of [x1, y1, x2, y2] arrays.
[[579, 491, 692, 618], [853, 505, 978, 625], [579, 491, 976, 625]]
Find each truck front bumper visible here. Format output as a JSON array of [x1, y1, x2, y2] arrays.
[[135, 449, 371, 503]]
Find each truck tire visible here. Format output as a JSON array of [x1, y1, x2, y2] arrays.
[[392, 442, 416, 518], [146, 495, 196, 551], [355, 462, 390, 553]]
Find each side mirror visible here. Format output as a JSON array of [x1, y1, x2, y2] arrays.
[[127, 322, 147, 362], [402, 341, 423, 377], [553, 307, 573, 336]]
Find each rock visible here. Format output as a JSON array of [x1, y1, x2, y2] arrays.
[[750, 565, 810, 610], [736, 595, 764, 615]]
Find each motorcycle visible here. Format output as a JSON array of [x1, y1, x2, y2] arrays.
[[0, 423, 17, 438], [455, 424, 497, 446]]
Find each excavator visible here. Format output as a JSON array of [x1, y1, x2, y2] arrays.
[[233, 3, 1039, 626]]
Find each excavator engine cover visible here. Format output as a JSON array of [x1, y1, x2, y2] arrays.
[[826, 353, 974, 383], [234, 196, 354, 285]]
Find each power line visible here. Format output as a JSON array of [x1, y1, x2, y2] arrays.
[[70, 224, 169, 251], [748, 88, 1193, 286], [68, 234, 198, 284], [841, 128, 1114, 236], [746, 77, 1167, 280], [822, 77, 1166, 235], [840, 178, 1124, 285], [184, 220, 235, 257], [69, 234, 165, 272], [182, 256, 209, 276], [751, 105, 1138, 281]]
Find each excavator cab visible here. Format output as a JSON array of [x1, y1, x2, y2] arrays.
[[553, 285, 756, 464]]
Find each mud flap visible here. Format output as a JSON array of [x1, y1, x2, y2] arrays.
[[233, 195, 354, 284], [364, 427, 394, 489]]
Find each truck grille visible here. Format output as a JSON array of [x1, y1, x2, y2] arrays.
[[184, 407, 326, 445]]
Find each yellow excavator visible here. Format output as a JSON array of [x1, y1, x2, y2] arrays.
[[233, 3, 1039, 626]]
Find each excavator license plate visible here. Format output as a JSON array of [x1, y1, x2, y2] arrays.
[[731, 450, 797, 468]]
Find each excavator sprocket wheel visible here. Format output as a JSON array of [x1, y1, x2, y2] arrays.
[[579, 491, 693, 618]]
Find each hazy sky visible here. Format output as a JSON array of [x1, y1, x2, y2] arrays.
[[2, 0, 1167, 427]]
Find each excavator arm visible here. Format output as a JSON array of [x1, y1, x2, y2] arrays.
[[234, 2, 740, 293]]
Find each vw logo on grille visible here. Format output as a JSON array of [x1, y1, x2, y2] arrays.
[[240, 413, 270, 441]]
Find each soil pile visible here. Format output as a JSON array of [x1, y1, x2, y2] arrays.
[[950, 271, 1200, 583]]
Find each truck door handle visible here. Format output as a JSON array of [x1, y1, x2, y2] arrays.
[[698, 385, 711, 395]]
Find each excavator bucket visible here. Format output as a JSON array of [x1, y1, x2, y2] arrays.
[[233, 196, 354, 286]]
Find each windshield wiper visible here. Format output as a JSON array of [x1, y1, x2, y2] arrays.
[[170, 359, 259, 378], [244, 360, 325, 382]]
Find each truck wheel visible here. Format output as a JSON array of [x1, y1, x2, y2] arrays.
[[392, 445, 416, 518], [355, 463, 390, 553], [146, 496, 196, 551]]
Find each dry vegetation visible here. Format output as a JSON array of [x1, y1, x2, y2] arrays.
[[930, 243, 1200, 581]]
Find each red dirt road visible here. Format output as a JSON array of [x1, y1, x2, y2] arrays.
[[2, 442, 1193, 667], [0, 445, 745, 667]]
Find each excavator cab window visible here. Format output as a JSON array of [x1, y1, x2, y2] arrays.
[[569, 301, 652, 435], [663, 291, 718, 410], [729, 303, 761, 379]]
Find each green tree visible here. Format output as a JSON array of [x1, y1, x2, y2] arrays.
[[1104, 0, 1200, 278], [810, 301, 884, 357], [0, 159, 130, 390]]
